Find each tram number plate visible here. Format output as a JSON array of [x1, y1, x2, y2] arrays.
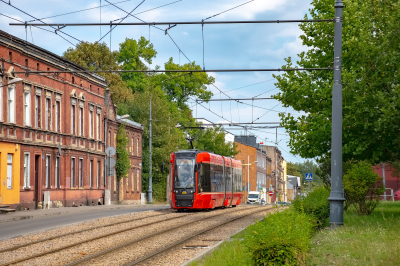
[[182, 191, 187, 194]]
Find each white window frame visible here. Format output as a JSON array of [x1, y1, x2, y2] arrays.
[[24, 85, 31, 127], [89, 109, 93, 138], [35, 93, 41, 129], [7, 83, 15, 123], [45, 95, 51, 130], [71, 157, 76, 187], [55, 156, 60, 189], [79, 107, 83, 136], [45, 155, 51, 188], [89, 159, 93, 188], [97, 160, 101, 188], [55, 100, 61, 132], [23, 153, 30, 188], [97, 111, 101, 140], [79, 158, 84, 187], [7, 154, 13, 189]]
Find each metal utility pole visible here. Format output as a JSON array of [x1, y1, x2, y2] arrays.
[[328, 0, 345, 228], [275, 127, 278, 203], [148, 93, 153, 203]]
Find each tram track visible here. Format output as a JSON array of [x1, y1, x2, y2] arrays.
[[0, 211, 169, 254], [63, 206, 271, 266], [0, 211, 191, 266], [126, 207, 272, 266]]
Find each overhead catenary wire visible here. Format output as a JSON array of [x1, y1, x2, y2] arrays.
[[97, 0, 146, 43], [0, 0, 82, 44], [203, 0, 255, 21], [12, 19, 335, 27], [0, 13, 77, 47]]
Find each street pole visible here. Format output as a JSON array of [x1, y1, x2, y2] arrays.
[[328, 0, 345, 228], [148, 93, 153, 203], [247, 155, 250, 196], [275, 127, 278, 204]]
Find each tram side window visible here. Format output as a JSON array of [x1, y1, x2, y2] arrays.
[[199, 163, 211, 192]]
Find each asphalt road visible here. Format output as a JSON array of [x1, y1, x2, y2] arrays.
[[0, 206, 170, 240]]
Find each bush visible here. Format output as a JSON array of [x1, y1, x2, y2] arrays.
[[343, 161, 385, 215], [245, 209, 314, 266], [291, 186, 330, 228]]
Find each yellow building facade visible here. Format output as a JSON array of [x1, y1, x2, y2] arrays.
[[0, 142, 20, 205]]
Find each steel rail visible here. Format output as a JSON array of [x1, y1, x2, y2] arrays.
[[125, 207, 273, 266], [62, 206, 268, 266], [0, 213, 192, 266], [11, 68, 331, 74], [0, 212, 168, 254], [9, 19, 334, 27]]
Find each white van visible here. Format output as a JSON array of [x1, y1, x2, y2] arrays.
[[247, 191, 261, 204]]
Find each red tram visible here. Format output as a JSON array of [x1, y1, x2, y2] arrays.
[[169, 150, 243, 210]]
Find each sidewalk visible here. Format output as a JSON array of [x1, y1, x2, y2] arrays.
[[0, 204, 169, 223]]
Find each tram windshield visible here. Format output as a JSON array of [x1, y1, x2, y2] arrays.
[[174, 159, 195, 189]]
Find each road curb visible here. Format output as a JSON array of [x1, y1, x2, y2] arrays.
[[180, 240, 225, 266], [0, 205, 169, 223]]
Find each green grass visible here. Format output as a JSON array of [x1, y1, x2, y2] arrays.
[[189, 202, 400, 266], [307, 201, 400, 266]]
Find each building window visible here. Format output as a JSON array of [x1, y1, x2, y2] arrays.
[[97, 113, 101, 140], [97, 160, 101, 188], [136, 169, 140, 192], [108, 131, 111, 146], [55, 157, 60, 189], [137, 139, 139, 155], [71, 157, 76, 187], [79, 158, 83, 187], [24, 153, 30, 189], [89, 109, 93, 138], [71, 104, 76, 134], [89, 159, 93, 188], [9, 51, 12, 61], [7, 154, 12, 189], [24, 85, 31, 126], [45, 155, 51, 188], [35, 95, 41, 128], [72, 76, 75, 84], [25, 59, 28, 68], [55, 100, 61, 132], [45, 97, 51, 130], [8, 84, 15, 123], [37, 63, 40, 70], [47, 67, 50, 71], [79, 107, 83, 136]]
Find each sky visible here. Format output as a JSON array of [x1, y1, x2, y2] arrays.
[[0, 0, 314, 163]]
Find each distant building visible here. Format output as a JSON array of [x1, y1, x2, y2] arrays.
[[262, 145, 285, 203], [287, 175, 301, 200]]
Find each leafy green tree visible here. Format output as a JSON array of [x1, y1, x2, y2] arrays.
[[343, 161, 385, 215], [287, 162, 301, 177], [118, 37, 157, 94], [190, 126, 238, 157], [116, 124, 131, 180], [63, 42, 132, 103], [273, 0, 400, 164]]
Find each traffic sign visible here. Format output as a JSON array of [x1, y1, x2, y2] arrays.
[[268, 191, 274, 196], [305, 173, 313, 181], [106, 157, 116, 169], [106, 146, 116, 157]]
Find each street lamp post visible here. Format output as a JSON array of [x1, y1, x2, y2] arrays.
[[243, 158, 257, 202], [328, 0, 345, 228]]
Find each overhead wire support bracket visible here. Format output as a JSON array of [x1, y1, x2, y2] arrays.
[[10, 19, 335, 27], [164, 24, 176, 35], [55, 25, 66, 34]]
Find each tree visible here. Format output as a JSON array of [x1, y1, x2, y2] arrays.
[[343, 161, 385, 215], [190, 126, 238, 157], [273, 0, 400, 164], [116, 124, 131, 180], [286, 162, 301, 177], [63, 42, 133, 103]]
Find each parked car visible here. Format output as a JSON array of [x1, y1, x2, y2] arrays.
[[394, 189, 400, 201]]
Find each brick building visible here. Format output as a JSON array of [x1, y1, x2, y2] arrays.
[[0, 30, 143, 210], [234, 141, 257, 202], [104, 93, 143, 204], [262, 145, 286, 203]]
